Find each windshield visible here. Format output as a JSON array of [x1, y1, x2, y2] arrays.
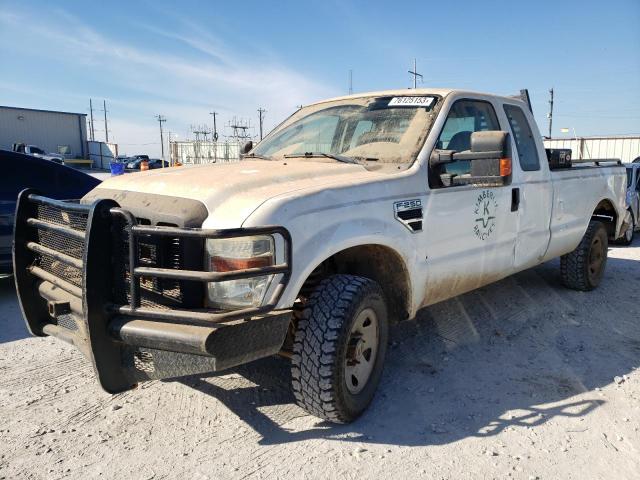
[[30, 146, 45, 154], [252, 95, 439, 166]]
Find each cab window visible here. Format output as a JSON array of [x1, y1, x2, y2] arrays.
[[504, 104, 540, 171], [435, 100, 500, 176]]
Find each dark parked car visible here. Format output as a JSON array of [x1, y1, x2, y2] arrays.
[[149, 159, 169, 169], [0, 150, 100, 275], [125, 158, 144, 170]]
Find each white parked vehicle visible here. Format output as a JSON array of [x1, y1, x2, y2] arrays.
[[14, 88, 627, 423], [12, 143, 65, 164]]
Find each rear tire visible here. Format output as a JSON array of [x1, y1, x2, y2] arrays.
[[560, 221, 608, 291], [291, 274, 388, 423]]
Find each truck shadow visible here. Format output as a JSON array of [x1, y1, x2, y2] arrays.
[[180, 255, 640, 447], [0, 276, 31, 344]]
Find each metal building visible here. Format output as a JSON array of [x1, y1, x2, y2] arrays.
[[544, 135, 640, 164], [0, 105, 88, 158]]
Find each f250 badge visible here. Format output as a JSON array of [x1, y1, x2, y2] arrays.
[[394, 199, 423, 232], [473, 190, 498, 240]]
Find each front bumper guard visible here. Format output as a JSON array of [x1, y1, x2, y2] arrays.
[[13, 190, 293, 393]]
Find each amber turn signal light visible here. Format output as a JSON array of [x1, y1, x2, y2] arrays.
[[210, 255, 273, 271], [500, 157, 512, 177]]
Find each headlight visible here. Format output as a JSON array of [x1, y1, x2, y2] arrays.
[[205, 235, 275, 310]]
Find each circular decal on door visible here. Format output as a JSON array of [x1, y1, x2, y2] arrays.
[[473, 190, 498, 240]]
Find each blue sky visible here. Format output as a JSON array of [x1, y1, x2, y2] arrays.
[[1, 0, 639, 156]]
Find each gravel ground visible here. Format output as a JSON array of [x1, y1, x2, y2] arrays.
[[1, 241, 639, 480]]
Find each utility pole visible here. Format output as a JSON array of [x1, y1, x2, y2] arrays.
[[349, 69, 353, 94], [547, 88, 554, 139], [167, 131, 172, 166], [102, 100, 109, 143], [209, 111, 218, 141], [257, 108, 266, 140], [208, 112, 219, 162], [155, 115, 167, 161], [408, 58, 423, 89], [89, 99, 95, 141]]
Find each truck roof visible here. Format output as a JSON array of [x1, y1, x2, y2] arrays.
[[306, 88, 523, 107]]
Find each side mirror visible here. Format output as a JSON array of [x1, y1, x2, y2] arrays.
[[241, 140, 253, 154], [430, 130, 511, 187], [469, 131, 511, 180], [470, 130, 508, 155]]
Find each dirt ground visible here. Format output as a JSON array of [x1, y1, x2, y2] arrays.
[[1, 241, 639, 480]]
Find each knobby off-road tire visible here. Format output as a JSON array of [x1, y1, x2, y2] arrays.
[[560, 220, 608, 291], [291, 274, 388, 423]]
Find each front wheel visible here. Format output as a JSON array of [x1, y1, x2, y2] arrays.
[[291, 274, 388, 423], [560, 220, 608, 291]]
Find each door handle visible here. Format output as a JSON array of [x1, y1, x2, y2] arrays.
[[511, 187, 520, 212]]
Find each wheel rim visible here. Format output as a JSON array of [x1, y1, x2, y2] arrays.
[[344, 307, 379, 395], [588, 235, 605, 282]]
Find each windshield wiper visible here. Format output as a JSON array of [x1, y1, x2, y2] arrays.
[[283, 152, 359, 164], [243, 153, 273, 160]]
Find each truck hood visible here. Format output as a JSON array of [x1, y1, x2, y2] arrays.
[[85, 160, 380, 227]]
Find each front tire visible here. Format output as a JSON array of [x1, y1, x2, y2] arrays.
[[291, 274, 388, 423], [560, 220, 608, 291]]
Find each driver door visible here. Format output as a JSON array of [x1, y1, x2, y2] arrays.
[[421, 98, 518, 307]]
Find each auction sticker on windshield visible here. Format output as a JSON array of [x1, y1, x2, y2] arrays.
[[388, 96, 435, 107]]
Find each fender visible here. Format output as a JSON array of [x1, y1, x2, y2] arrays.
[[242, 187, 421, 313]]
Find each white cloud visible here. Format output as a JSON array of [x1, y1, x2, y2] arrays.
[[0, 7, 340, 156]]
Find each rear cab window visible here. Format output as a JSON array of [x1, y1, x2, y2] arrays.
[[503, 104, 540, 171]]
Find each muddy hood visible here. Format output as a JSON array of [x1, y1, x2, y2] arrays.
[[84, 160, 378, 228]]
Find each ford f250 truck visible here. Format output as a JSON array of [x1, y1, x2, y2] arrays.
[[13, 89, 628, 423]]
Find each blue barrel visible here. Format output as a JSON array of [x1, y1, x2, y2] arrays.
[[110, 162, 125, 176]]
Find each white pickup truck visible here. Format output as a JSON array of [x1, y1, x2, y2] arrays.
[[14, 88, 627, 423], [12, 143, 65, 163]]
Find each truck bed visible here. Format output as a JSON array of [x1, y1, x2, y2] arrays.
[[545, 163, 627, 261]]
